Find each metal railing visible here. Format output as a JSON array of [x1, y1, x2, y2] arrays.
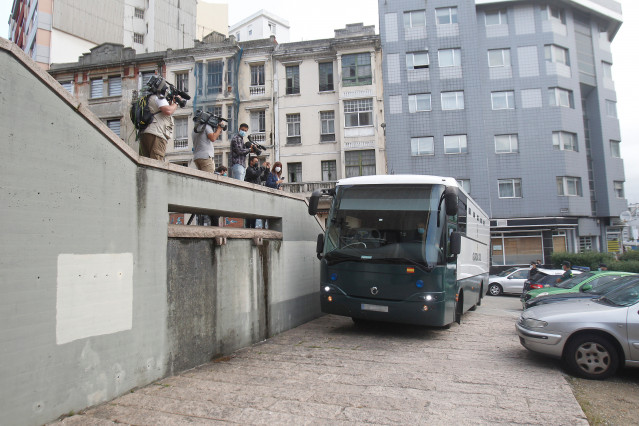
[[250, 133, 266, 144], [249, 85, 265, 95], [174, 138, 188, 149], [281, 181, 337, 194]]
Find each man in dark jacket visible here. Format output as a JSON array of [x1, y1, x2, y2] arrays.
[[244, 156, 262, 185], [528, 261, 538, 281]]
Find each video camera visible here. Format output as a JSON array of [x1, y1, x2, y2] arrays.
[[193, 110, 228, 133], [244, 135, 267, 156], [146, 75, 190, 108]]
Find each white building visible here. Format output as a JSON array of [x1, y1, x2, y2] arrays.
[[229, 10, 290, 43]]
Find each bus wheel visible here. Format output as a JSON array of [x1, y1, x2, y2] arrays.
[[477, 286, 483, 305], [454, 297, 463, 324]]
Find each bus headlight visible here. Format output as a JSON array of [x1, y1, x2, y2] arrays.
[[424, 294, 433, 301], [324, 286, 331, 293]]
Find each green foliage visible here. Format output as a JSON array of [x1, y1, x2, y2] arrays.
[[608, 260, 639, 273], [550, 252, 614, 270], [619, 250, 639, 262]]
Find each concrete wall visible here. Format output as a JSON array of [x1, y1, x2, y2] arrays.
[[0, 39, 322, 425]]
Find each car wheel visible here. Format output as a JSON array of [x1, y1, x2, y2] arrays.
[[488, 283, 503, 296], [563, 334, 619, 380]]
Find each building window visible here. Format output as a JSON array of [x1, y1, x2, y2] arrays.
[[485, 9, 507, 25], [134, 8, 144, 19], [206, 105, 222, 116], [175, 72, 188, 93], [457, 179, 471, 194], [322, 160, 337, 181], [579, 236, 593, 252], [214, 153, 223, 168], [134, 33, 144, 44], [491, 91, 515, 110], [268, 22, 276, 35], [60, 81, 73, 94], [287, 162, 302, 183], [107, 119, 121, 137], [606, 100, 617, 118], [207, 60, 223, 94], [610, 140, 621, 158], [406, 51, 429, 70], [345, 150, 376, 177], [602, 61, 613, 80], [542, 5, 566, 24], [320, 111, 335, 142], [438, 48, 461, 67], [235, 32, 240, 41], [108, 76, 122, 96], [614, 181, 625, 198], [342, 53, 372, 86], [441, 91, 464, 110], [436, 7, 458, 25], [488, 49, 510, 67], [411, 137, 434, 156], [344, 99, 373, 127], [195, 63, 204, 96], [286, 114, 301, 144], [226, 57, 235, 91], [548, 87, 574, 108], [557, 176, 582, 196], [226, 105, 234, 137], [174, 117, 188, 149], [90, 78, 103, 98], [545, 44, 570, 65], [250, 64, 265, 89], [409, 94, 431, 112], [498, 179, 522, 198], [318, 62, 334, 92], [495, 134, 518, 153], [552, 131, 578, 152], [444, 135, 467, 154], [250, 110, 266, 134], [403, 10, 426, 28], [286, 65, 300, 95]]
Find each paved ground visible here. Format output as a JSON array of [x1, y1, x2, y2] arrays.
[[56, 296, 588, 425]]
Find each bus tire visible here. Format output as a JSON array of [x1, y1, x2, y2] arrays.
[[454, 295, 463, 324], [477, 285, 483, 305]]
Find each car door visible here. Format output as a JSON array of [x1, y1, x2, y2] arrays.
[[505, 269, 529, 294], [628, 301, 639, 361]]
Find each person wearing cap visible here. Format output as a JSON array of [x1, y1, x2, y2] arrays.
[[556, 261, 573, 283], [528, 261, 538, 280], [598, 263, 608, 271]]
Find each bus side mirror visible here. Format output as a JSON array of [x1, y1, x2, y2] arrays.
[[316, 233, 324, 260], [309, 190, 322, 216], [450, 231, 461, 255], [444, 187, 458, 216]]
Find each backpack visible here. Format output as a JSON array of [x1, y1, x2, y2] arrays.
[[129, 94, 159, 137]]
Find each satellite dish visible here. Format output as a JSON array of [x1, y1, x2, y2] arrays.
[[620, 211, 632, 223]]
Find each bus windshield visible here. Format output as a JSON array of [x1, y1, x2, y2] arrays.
[[323, 184, 445, 269]]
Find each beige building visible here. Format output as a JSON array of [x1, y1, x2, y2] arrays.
[[196, 1, 229, 40], [274, 24, 385, 190]]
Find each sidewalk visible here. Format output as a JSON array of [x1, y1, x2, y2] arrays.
[[55, 297, 587, 425]]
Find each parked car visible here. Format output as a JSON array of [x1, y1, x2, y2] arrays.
[[521, 271, 634, 309], [525, 274, 639, 309], [516, 279, 639, 379], [488, 267, 562, 296], [522, 270, 567, 293]]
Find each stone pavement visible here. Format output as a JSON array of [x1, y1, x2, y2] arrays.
[[54, 296, 587, 425]]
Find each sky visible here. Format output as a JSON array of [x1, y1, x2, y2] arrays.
[[2, 0, 638, 204]]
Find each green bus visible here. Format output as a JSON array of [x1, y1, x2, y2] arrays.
[[308, 175, 490, 327]]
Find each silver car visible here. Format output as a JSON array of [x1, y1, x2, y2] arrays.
[[487, 267, 563, 296], [516, 280, 639, 379]]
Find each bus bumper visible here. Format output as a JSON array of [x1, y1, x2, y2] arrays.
[[320, 292, 449, 326]]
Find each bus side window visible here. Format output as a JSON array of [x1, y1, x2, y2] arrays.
[[457, 200, 467, 235]]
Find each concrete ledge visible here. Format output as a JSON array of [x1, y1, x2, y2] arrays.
[[168, 224, 283, 240]]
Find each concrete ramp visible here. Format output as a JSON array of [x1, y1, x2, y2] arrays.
[[0, 39, 322, 425]]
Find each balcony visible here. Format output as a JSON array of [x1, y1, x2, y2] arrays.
[[281, 181, 336, 195], [250, 133, 266, 144], [174, 138, 188, 150], [250, 85, 265, 96]]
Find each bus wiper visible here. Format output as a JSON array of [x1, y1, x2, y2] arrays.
[[369, 256, 434, 273], [324, 251, 362, 265]]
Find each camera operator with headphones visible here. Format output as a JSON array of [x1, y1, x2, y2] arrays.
[[192, 110, 224, 173], [140, 76, 184, 161]]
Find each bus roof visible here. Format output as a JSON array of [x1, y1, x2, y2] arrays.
[[336, 174, 460, 187]]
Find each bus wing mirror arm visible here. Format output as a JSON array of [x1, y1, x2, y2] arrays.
[[436, 187, 458, 227], [316, 233, 324, 260]]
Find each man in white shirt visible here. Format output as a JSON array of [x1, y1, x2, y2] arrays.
[[192, 111, 223, 173], [140, 76, 181, 161]]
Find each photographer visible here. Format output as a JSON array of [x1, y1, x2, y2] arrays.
[[192, 110, 223, 173], [141, 76, 183, 161], [244, 156, 262, 185], [230, 123, 253, 181], [260, 161, 271, 184]]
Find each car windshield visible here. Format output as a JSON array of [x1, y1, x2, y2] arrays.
[[585, 275, 637, 294], [555, 272, 594, 289], [598, 280, 639, 307], [497, 267, 518, 277], [323, 184, 446, 267]]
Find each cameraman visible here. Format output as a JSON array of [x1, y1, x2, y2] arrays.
[[141, 76, 182, 161], [230, 123, 253, 180], [192, 111, 223, 173]]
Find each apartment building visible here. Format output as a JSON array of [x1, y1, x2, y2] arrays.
[[229, 9, 290, 43], [9, 0, 197, 69], [378, 0, 625, 264], [274, 23, 385, 189]]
